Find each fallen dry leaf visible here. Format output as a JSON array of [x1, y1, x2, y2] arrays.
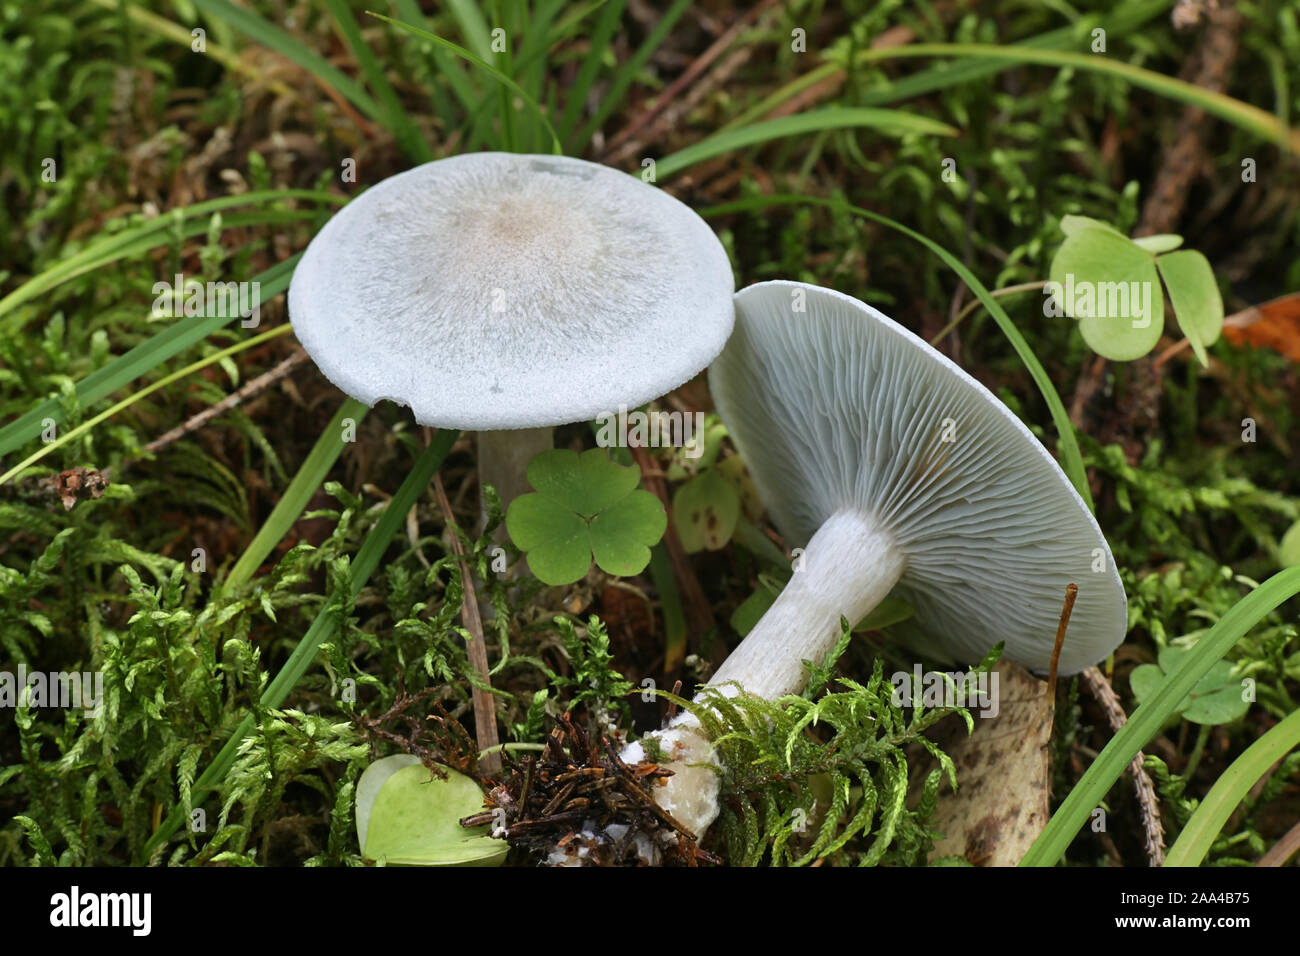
[[1221, 292, 1300, 362]]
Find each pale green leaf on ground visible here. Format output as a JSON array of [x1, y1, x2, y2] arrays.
[[356, 755, 506, 866]]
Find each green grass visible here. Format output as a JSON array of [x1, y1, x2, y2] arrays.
[[2, 0, 1299, 869]]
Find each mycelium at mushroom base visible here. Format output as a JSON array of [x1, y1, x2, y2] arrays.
[[288, 152, 735, 524], [627, 280, 1128, 840]]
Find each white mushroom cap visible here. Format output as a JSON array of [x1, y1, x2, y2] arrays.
[[709, 281, 1127, 675], [289, 153, 735, 430]]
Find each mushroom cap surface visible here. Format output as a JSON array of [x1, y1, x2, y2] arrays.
[[289, 153, 735, 429], [709, 281, 1127, 675]]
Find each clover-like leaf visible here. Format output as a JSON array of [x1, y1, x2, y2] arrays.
[[1050, 227, 1162, 361], [526, 447, 640, 516], [1133, 233, 1184, 254], [505, 494, 591, 585], [1156, 249, 1223, 367], [506, 448, 667, 585], [590, 490, 666, 576], [1059, 214, 1125, 238], [355, 755, 506, 866], [673, 469, 740, 553], [1129, 646, 1249, 726]]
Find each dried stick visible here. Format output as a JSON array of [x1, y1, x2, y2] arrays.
[[1081, 665, 1166, 866], [1258, 819, 1300, 867], [601, 0, 780, 163], [626, 443, 714, 652], [138, 348, 310, 460], [1046, 583, 1078, 702], [433, 471, 502, 774]]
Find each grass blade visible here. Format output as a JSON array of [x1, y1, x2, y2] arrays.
[[1164, 707, 1300, 866], [224, 397, 371, 590], [0, 256, 299, 458], [0, 190, 339, 324], [140, 428, 460, 860], [367, 12, 561, 153], [0, 325, 293, 485], [443, 0, 493, 61], [656, 108, 956, 180], [647, 544, 687, 675], [861, 45, 1300, 153], [556, 0, 627, 145], [1021, 566, 1300, 866], [723, 0, 1171, 130], [323, 0, 432, 162], [571, 0, 691, 155], [190, 0, 381, 120]]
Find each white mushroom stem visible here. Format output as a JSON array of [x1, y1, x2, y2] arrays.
[[627, 508, 906, 839], [476, 426, 554, 533]]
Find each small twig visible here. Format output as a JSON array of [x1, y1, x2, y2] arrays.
[[1046, 583, 1078, 702], [1081, 665, 1166, 866], [626, 443, 714, 655], [665, 679, 683, 721], [432, 471, 502, 774], [601, 0, 779, 163], [1258, 819, 1300, 867], [1151, 305, 1267, 370], [1068, 354, 1109, 429], [139, 348, 309, 463]]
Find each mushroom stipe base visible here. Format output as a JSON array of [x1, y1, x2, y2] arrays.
[[628, 509, 905, 838]]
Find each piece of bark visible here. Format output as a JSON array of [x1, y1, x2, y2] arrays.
[[925, 661, 1053, 866]]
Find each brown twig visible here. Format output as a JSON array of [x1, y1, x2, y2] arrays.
[[626, 442, 714, 661], [134, 348, 309, 465], [601, 0, 780, 163], [432, 471, 502, 774], [1046, 583, 1078, 702], [1136, 4, 1242, 238], [1081, 665, 1166, 866], [1258, 819, 1300, 867]]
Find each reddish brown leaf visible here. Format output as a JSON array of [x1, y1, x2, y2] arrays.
[[1221, 293, 1300, 362]]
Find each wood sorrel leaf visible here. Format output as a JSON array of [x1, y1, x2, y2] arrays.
[[505, 494, 592, 585], [356, 755, 506, 866], [1049, 227, 1161, 361], [1059, 214, 1125, 238], [1133, 233, 1184, 254], [506, 448, 667, 585], [589, 489, 666, 576], [1156, 248, 1223, 367], [673, 468, 740, 552], [526, 447, 640, 516], [1130, 646, 1249, 726]]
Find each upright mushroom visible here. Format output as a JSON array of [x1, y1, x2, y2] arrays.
[[631, 280, 1128, 839], [288, 152, 735, 517]]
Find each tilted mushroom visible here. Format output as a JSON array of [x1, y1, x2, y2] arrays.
[[289, 152, 735, 516], [630, 280, 1128, 839]]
